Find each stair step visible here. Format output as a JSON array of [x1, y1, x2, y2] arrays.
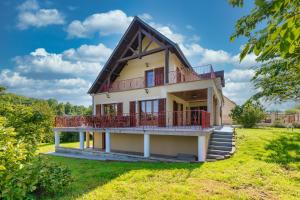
[[206, 154, 225, 160], [209, 145, 232, 151], [210, 138, 234, 142], [207, 149, 231, 155], [210, 141, 234, 147], [212, 133, 233, 138], [213, 131, 233, 135]]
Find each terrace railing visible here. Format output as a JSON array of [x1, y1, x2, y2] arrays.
[[99, 65, 215, 93], [55, 110, 211, 129]]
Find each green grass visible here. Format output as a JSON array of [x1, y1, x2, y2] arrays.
[[39, 128, 300, 200]]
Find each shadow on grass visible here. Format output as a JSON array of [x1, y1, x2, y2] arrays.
[[262, 132, 300, 169], [41, 155, 203, 199]]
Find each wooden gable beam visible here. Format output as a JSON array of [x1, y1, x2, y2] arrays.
[[118, 45, 170, 63], [140, 29, 166, 48], [143, 39, 153, 53]]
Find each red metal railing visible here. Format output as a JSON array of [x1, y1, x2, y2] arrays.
[[55, 110, 211, 129], [99, 65, 215, 93]]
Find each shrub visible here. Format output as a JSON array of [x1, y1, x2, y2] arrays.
[[292, 122, 300, 128], [272, 120, 286, 128], [230, 100, 265, 128], [32, 157, 72, 196], [0, 117, 72, 199]]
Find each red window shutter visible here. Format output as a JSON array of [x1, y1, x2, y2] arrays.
[[158, 98, 166, 127], [117, 103, 123, 116], [130, 101, 136, 127], [154, 67, 164, 86], [96, 104, 101, 116]]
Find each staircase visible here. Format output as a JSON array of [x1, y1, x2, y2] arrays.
[[206, 126, 235, 161]]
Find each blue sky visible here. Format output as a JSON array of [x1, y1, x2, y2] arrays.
[[0, 0, 295, 110]]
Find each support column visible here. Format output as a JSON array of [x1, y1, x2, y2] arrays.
[[105, 129, 111, 153], [79, 131, 84, 150], [198, 136, 206, 162], [86, 132, 90, 148], [144, 133, 150, 158], [54, 131, 60, 147], [207, 87, 213, 126]]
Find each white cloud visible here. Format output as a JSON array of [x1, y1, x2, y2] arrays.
[[223, 69, 256, 105], [17, 0, 64, 29], [225, 69, 255, 82], [138, 13, 152, 21], [150, 22, 185, 44], [1, 43, 112, 105], [15, 43, 112, 78], [17, 0, 39, 11], [67, 10, 133, 38], [186, 25, 194, 30], [62, 43, 112, 63]]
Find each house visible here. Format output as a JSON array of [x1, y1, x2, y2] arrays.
[[222, 96, 236, 125], [54, 17, 228, 162]]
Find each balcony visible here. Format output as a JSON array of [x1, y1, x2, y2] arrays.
[[99, 65, 215, 93], [54, 110, 211, 129]]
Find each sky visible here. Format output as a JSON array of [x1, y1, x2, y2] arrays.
[[0, 0, 295, 110]]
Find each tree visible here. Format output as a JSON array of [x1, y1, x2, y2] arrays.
[[0, 86, 6, 93], [230, 100, 265, 128], [229, 0, 300, 102]]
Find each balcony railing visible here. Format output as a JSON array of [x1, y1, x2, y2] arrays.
[[99, 65, 215, 93], [55, 110, 211, 129]]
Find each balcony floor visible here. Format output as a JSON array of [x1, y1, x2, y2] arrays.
[[53, 126, 214, 136]]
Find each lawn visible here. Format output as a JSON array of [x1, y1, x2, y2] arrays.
[[39, 128, 300, 200]]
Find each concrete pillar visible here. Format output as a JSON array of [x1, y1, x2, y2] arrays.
[[79, 131, 84, 150], [54, 131, 60, 147], [144, 133, 150, 158], [105, 129, 111, 153], [86, 132, 90, 148], [198, 136, 206, 162], [207, 87, 213, 126]]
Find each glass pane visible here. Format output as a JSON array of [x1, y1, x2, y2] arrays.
[[146, 101, 152, 113], [141, 101, 145, 113], [146, 71, 154, 87], [153, 100, 158, 113]]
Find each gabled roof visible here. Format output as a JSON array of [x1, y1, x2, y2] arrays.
[[88, 16, 193, 94]]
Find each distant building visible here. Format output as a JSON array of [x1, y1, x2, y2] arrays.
[[222, 96, 236, 125]]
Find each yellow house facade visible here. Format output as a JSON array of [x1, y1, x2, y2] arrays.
[[54, 17, 228, 162]]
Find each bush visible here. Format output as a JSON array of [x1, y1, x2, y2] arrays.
[[292, 122, 300, 128], [230, 100, 265, 128], [272, 120, 286, 128], [32, 157, 72, 196], [0, 117, 72, 199]]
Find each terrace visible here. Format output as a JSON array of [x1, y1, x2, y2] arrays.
[[98, 65, 217, 93]]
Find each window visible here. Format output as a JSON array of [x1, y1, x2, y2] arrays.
[[145, 70, 154, 87], [103, 103, 118, 115], [140, 99, 159, 114]]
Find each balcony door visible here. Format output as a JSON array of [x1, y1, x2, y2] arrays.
[[139, 99, 158, 126]]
